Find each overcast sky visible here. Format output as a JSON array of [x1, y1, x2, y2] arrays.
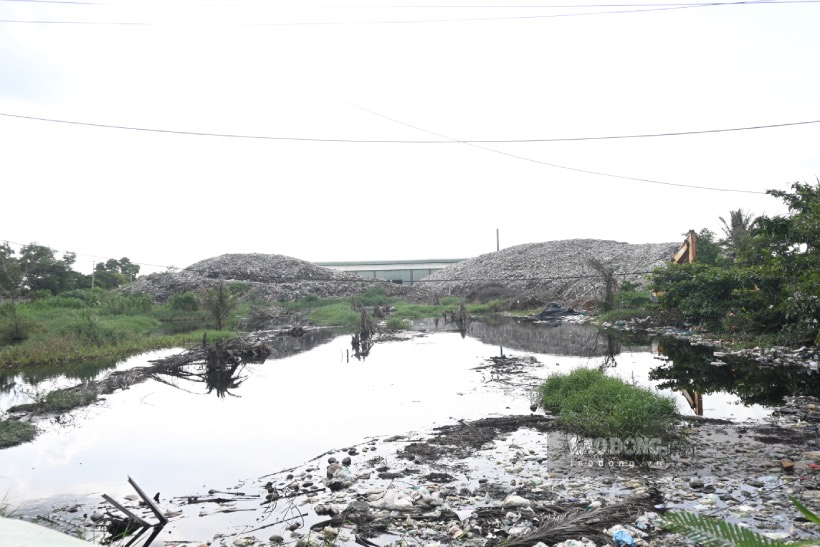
[[1, 0, 819, 275]]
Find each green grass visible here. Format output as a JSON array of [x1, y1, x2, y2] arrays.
[[541, 368, 679, 440], [0, 420, 37, 448], [0, 289, 247, 368], [44, 388, 97, 412], [386, 317, 411, 330]]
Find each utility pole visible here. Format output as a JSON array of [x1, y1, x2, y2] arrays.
[[496, 229, 500, 251], [91, 261, 95, 289]]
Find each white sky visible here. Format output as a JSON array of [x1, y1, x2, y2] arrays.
[[1, 0, 819, 275]]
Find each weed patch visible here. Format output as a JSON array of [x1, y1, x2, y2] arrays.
[[541, 368, 679, 440], [0, 420, 37, 448], [44, 388, 97, 412], [386, 317, 410, 330]]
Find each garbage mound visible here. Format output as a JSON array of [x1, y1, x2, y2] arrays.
[[413, 239, 678, 306], [121, 253, 411, 303]]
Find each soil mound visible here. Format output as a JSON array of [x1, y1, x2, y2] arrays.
[[413, 239, 678, 306], [122, 253, 411, 303]]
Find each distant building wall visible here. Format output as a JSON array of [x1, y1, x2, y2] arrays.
[[316, 259, 466, 286]]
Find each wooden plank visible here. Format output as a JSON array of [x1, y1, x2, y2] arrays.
[[101, 494, 150, 528], [127, 476, 169, 525]]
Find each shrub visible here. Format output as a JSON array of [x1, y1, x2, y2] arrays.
[[0, 317, 34, 344], [99, 294, 153, 316], [168, 291, 200, 312]]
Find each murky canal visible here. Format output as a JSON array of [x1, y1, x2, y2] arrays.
[[1, 317, 817, 544]]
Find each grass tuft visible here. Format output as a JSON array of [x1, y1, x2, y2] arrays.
[[0, 420, 38, 448], [541, 368, 679, 439], [386, 317, 411, 330]]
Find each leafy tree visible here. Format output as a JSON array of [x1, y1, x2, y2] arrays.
[[0, 243, 26, 341], [118, 257, 140, 279], [754, 181, 820, 342], [695, 228, 722, 265], [93, 257, 139, 286], [652, 180, 819, 344], [17, 243, 78, 294]]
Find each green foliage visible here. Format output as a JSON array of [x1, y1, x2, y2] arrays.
[[614, 289, 651, 310], [95, 257, 140, 279], [0, 315, 35, 344], [661, 511, 787, 546], [16, 244, 78, 294], [355, 288, 398, 307], [651, 335, 820, 406], [540, 368, 679, 439], [98, 294, 153, 315], [697, 228, 724, 265], [0, 420, 38, 448], [466, 299, 506, 314], [652, 181, 819, 344], [718, 209, 756, 260], [308, 302, 361, 328], [386, 317, 410, 330], [44, 388, 96, 412], [62, 311, 157, 346], [651, 262, 786, 332], [790, 496, 820, 526], [168, 291, 200, 312], [661, 499, 820, 547], [92, 269, 128, 289]]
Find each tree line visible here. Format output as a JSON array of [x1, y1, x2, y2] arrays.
[[0, 242, 140, 299], [651, 180, 819, 345]]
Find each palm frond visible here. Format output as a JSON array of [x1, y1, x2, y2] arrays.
[[789, 497, 820, 526], [661, 511, 788, 547]]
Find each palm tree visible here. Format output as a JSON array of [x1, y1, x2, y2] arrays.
[[718, 209, 756, 260]]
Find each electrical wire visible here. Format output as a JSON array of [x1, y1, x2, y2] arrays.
[[0, 110, 783, 194], [0, 0, 818, 25], [2, 112, 817, 144], [0, 0, 803, 6]]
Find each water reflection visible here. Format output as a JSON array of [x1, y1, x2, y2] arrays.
[[599, 334, 620, 370], [649, 337, 820, 408], [464, 315, 818, 412], [1, 328, 340, 411], [467, 316, 634, 358]]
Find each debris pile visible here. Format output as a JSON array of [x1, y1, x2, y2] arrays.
[[121, 253, 413, 303], [414, 240, 678, 305]]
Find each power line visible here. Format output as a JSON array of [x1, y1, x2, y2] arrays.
[[249, 66, 771, 194], [0, 110, 782, 194], [2, 111, 816, 144], [0, 0, 817, 25], [0, 0, 802, 6]]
